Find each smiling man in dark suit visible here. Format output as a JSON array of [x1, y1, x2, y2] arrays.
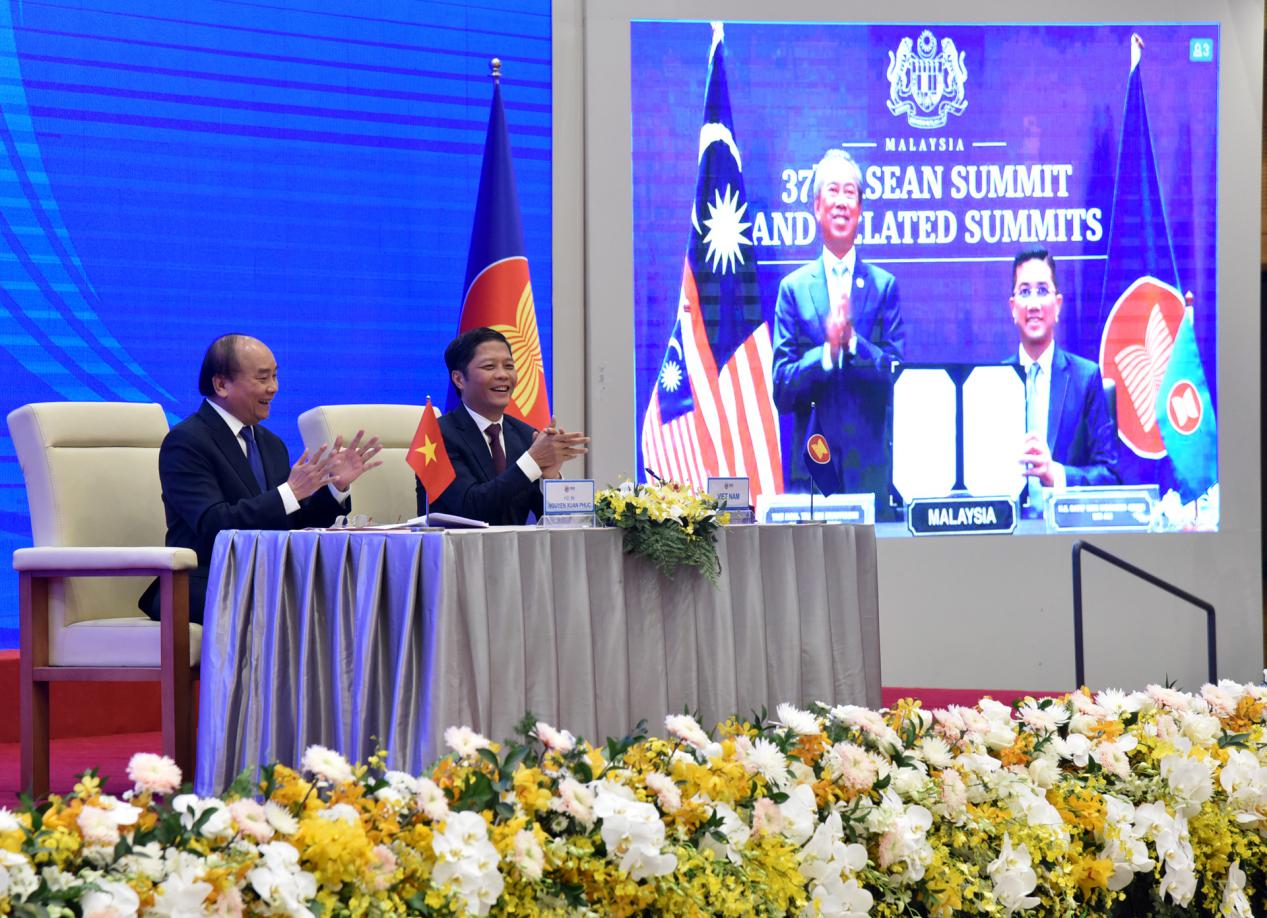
[[420, 327, 587, 525], [772, 148, 905, 505], [139, 333, 381, 624], [1004, 247, 1120, 514]]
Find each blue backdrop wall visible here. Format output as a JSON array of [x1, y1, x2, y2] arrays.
[[0, 0, 553, 648]]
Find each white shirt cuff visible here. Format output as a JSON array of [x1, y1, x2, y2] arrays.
[[278, 483, 300, 515], [1050, 462, 1067, 491], [517, 450, 543, 482], [848, 331, 858, 356]]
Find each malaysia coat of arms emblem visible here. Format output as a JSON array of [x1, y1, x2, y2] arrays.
[[887, 30, 968, 129]]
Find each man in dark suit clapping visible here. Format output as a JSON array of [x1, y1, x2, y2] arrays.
[[420, 327, 587, 525], [140, 333, 381, 623]]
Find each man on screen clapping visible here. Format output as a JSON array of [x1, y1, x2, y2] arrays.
[[1004, 247, 1120, 514], [772, 148, 905, 505]]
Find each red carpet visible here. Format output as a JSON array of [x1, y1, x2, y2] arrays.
[[0, 731, 161, 808]]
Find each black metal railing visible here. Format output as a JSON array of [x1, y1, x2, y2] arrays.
[[1071, 540, 1217, 688]]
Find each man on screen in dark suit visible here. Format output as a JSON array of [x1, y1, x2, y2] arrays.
[[139, 334, 382, 624], [1004, 247, 1120, 513], [419, 327, 587, 525], [772, 148, 904, 504]]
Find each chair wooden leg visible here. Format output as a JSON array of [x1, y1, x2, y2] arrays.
[[19, 573, 50, 800], [160, 570, 195, 784]]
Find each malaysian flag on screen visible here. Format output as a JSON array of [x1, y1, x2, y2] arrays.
[[640, 23, 782, 500]]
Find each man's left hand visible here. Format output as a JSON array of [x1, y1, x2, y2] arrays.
[[328, 429, 384, 491], [1019, 432, 1055, 486]]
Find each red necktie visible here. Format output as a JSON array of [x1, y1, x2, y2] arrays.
[[486, 423, 507, 475]]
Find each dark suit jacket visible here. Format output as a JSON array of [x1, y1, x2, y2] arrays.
[[1004, 347, 1121, 488], [139, 400, 346, 623], [772, 256, 904, 500], [417, 407, 542, 526]]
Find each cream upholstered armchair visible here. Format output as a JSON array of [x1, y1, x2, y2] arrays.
[[298, 404, 427, 524], [8, 402, 200, 797]]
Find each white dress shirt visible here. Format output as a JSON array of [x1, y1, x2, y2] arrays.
[[207, 399, 349, 512], [1017, 343, 1067, 490], [464, 404, 543, 481]]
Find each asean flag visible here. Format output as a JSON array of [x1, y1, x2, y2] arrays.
[[449, 68, 550, 430]]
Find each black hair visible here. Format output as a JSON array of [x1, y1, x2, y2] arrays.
[[1012, 247, 1058, 292], [198, 334, 250, 397], [443, 327, 512, 377]]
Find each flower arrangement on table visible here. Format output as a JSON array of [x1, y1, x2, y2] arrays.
[[594, 479, 729, 584], [5, 680, 1267, 916]]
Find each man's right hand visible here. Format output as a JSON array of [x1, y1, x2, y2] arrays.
[[287, 445, 336, 500], [528, 419, 590, 477], [824, 288, 852, 362]]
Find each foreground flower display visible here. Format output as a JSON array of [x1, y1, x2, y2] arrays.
[[4, 682, 1267, 915], [595, 480, 728, 584]]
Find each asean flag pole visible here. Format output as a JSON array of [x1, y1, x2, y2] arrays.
[[448, 58, 551, 430], [1096, 34, 1217, 503], [640, 22, 782, 502]]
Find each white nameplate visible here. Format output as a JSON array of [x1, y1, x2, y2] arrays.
[[542, 479, 596, 516], [707, 477, 750, 509]]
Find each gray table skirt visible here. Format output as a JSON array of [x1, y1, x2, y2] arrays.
[[195, 523, 880, 794]]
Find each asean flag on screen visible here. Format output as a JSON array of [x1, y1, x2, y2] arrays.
[[640, 23, 782, 502], [450, 72, 551, 430]]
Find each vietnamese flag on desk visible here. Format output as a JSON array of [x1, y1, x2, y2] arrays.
[[448, 62, 551, 430], [408, 398, 455, 499]]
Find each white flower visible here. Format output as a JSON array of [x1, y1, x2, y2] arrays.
[[444, 725, 492, 760], [869, 792, 934, 882], [1016, 699, 1070, 733], [76, 798, 141, 847], [826, 741, 880, 794], [1052, 733, 1091, 768], [988, 833, 1040, 914], [510, 829, 544, 880], [318, 803, 360, 824], [1219, 749, 1267, 827], [735, 736, 790, 788], [593, 785, 677, 880], [552, 777, 595, 827], [1027, 755, 1060, 789], [149, 872, 215, 918], [172, 794, 233, 839], [247, 841, 317, 918], [1094, 688, 1144, 717], [116, 841, 167, 882], [1177, 710, 1221, 747], [0, 808, 20, 833], [431, 812, 505, 916], [1221, 860, 1253, 917], [375, 770, 420, 806], [778, 783, 818, 847], [228, 799, 274, 843], [1160, 754, 1214, 816], [935, 768, 968, 823], [415, 777, 451, 822], [0, 850, 38, 902], [830, 704, 900, 752], [532, 721, 576, 754], [1147, 683, 1194, 712], [300, 745, 354, 784], [80, 876, 141, 916], [798, 811, 873, 917], [263, 801, 299, 837], [776, 703, 820, 736], [700, 801, 751, 865], [127, 752, 183, 796], [643, 772, 682, 813], [914, 735, 953, 769], [664, 714, 710, 749]]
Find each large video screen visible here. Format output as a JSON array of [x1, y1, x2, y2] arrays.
[[632, 21, 1218, 537]]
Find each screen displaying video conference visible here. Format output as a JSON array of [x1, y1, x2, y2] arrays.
[[631, 20, 1219, 537]]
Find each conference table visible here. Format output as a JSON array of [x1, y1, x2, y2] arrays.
[[194, 523, 880, 794]]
